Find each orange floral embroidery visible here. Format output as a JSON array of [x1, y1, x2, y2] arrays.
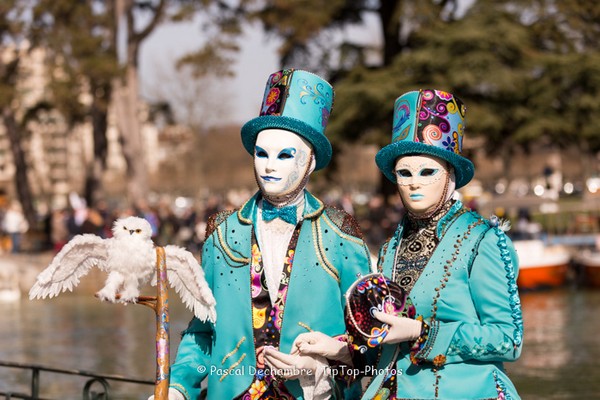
[[266, 88, 280, 105]]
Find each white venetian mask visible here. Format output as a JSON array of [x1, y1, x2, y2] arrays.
[[254, 129, 315, 201], [394, 154, 452, 216]]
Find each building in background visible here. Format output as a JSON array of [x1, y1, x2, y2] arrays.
[[0, 43, 159, 211]]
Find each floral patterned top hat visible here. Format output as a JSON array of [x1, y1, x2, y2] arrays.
[[375, 89, 475, 188], [241, 69, 334, 170]]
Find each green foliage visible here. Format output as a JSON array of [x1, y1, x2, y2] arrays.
[[208, 0, 600, 160], [326, 0, 600, 158], [251, 0, 349, 64], [172, 0, 247, 77], [29, 0, 118, 126], [176, 40, 238, 77], [327, 66, 405, 146], [329, 3, 533, 155]]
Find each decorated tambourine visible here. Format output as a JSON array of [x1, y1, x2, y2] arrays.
[[345, 273, 416, 351]]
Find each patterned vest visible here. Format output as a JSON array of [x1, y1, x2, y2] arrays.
[[236, 226, 301, 400]]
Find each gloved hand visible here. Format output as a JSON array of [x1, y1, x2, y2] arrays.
[[294, 331, 352, 365], [373, 311, 422, 344], [147, 388, 185, 400], [263, 346, 318, 380]]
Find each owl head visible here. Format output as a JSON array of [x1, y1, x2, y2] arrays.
[[112, 216, 153, 240]]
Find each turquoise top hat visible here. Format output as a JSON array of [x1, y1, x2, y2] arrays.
[[375, 89, 474, 188], [241, 69, 334, 170]]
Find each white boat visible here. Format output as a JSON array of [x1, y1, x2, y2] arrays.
[[513, 240, 571, 290]]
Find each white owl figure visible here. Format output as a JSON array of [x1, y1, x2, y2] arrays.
[[29, 216, 216, 323]]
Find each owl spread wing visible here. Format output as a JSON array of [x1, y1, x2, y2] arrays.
[[29, 234, 109, 300], [163, 245, 217, 323]]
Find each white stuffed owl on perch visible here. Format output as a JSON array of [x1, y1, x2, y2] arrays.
[[29, 216, 216, 323]]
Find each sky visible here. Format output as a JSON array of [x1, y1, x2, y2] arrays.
[[137, 10, 386, 128], [139, 18, 280, 126]]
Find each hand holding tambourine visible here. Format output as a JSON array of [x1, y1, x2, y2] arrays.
[[345, 273, 417, 351]]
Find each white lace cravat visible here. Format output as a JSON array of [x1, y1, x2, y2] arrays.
[[257, 193, 305, 305]]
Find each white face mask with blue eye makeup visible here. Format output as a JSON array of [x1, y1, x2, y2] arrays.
[[394, 155, 452, 216], [254, 129, 315, 204]]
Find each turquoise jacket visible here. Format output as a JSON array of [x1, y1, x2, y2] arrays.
[[364, 201, 523, 400], [170, 191, 372, 400]]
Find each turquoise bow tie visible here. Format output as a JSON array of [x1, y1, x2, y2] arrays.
[[262, 201, 297, 225]]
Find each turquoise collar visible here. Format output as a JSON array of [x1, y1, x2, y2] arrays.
[[436, 200, 465, 237]]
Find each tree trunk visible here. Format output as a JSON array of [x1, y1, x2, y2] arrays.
[[85, 83, 111, 206], [112, 0, 166, 204], [2, 108, 36, 226], [113, 0, 149, 204], [113, 67, 148, 204], [378, 0, 403, 66]]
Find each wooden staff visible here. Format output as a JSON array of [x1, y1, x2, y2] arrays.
[[137, 246, 170, 400]]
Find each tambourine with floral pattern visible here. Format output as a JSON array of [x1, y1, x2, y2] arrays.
[[345, 273, 416, 352]]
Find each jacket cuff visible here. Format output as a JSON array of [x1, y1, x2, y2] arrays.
[[412, 319, 462, 367]]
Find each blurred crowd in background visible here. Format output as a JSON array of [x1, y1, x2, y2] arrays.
[[0, 188, 588, 258], [0, 191, 405, 257]]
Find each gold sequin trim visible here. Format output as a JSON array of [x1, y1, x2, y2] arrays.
[[322, 211, 365, 245], [237, 197, 253, 225], [217, 226, 250, 264], [221, 337, 247, 365], [312, 219, 340, 282], [170, 383, 189, 399], [298, 322, 313, 332], [219, 353, 247, 382], [430, 219, 486, 320]]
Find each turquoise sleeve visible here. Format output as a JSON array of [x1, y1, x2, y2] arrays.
[[169, 235, 216, 399], [169, 318, 213, 399], [417, 228, 524, 364]]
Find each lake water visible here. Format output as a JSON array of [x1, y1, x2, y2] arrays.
[[510, 287, 600, 399], [1, 287, 599, 399]]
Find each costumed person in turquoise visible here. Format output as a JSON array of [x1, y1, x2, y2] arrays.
[[162, 69, 372, 400], [294, 89, 524, 399], [369, 89, 523, 399]]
